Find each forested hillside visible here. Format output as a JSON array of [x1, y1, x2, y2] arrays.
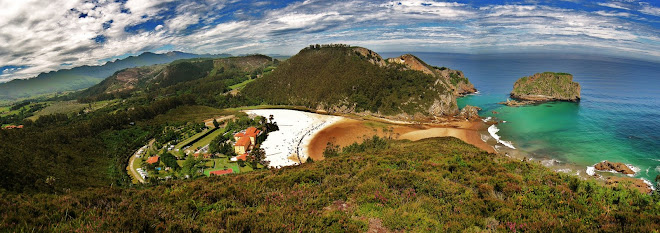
[[0, 52, 230, 104], [0, 55, 275, 193], [1, 137, 658, 232], [242, 45, 476, 117]]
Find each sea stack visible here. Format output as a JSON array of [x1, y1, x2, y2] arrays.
[[502, 72, 581, 106]]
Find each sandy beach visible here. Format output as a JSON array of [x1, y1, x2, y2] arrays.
[[308, 118, 495, 161], [245, 109, 341, 168]]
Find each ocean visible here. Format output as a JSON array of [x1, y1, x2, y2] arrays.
[[382, 52, 660, 183]]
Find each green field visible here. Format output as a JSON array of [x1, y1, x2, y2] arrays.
[[229, 78, 256, 90], [151, 105, 233, 125], [175, 130, 209, 150], [203, 157, 241, 176], [190, 127, 227, 150], [28, 100, 117, 120]]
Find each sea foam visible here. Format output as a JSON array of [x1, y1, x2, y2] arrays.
[[586, 166, 596, 176], [488, 125, 516, 149]]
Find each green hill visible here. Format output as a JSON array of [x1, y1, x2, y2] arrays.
[[75, 55, 274, 103], [242, 45, 476, 118], [0, 52, 231, 105], [1, 137, 657, 232]]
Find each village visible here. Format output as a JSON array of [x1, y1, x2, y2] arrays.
[[128, 113, 275, 183]]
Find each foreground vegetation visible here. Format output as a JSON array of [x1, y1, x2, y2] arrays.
[[1, 137, 658, 232]]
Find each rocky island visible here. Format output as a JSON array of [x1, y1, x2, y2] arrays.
[[501, 72, 581, 106]]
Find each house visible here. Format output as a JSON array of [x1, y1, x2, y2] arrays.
[[193, 153, 213, 159], [209, 168, 233, 176], [230, 153, 248, 162], [3, 125, 21, 130], [146, 156, 160, 165], [233, 127, 262, 155]]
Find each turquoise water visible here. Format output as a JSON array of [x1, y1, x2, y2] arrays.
[[383, 52, 660, 182]]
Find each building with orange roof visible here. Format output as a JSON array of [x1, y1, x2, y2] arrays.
[[209, 168, 233, 176], [146, 156, 160, 165], [234, 136, 251, 155], [233, 127, 262, 155], [231, 153, 248, 162]]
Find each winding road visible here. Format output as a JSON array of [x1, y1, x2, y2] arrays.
[[127, 139, 154, 184]]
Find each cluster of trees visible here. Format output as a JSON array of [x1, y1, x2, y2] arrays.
[[0, 102, 47, 125], [242, 46, 443, 115], [1, 137, 658, 232]]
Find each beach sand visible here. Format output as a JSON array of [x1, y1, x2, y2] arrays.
[[308, 119, 495, 161], [245, 109, 341, 168]]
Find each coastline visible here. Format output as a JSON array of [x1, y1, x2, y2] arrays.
[[245, 109, 341, 168]]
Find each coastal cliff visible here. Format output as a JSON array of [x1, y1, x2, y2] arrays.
[[243, 45, 477, 119], [502, 72, 580, 106]]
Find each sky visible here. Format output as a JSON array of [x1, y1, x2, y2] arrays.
[[1, 0, 660, 82]]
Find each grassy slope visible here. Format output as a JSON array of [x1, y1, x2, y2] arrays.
[[1, 137, 657, 232], [27, 100, 118, 120]]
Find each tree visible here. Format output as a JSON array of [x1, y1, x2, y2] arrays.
[[212, 119, 219, 128], [248, 148, 267, 168], [161, 152, 180, 170], [181, 155, 202, 177]]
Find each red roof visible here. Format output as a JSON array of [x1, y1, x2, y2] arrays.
[[210, 169, 233, 176], [146, 156, 159, 164], [234, 132, 245, 137], [235, 153, 248, 161], [245, 127, 261, 137], [235, 136, 251, 147]]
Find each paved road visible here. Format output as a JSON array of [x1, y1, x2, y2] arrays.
[[127, 139, 154, 184]]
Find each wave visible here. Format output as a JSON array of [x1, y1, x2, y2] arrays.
[[641, 178, 656, 191], [555, 168, 572, 174], [482, 117, 492, 123], [480, 133, 491, 142], [626, 164, 640, 177], [488, 125, 516, 149], [586, 166, 596, 176], [542, 159, 561, 167]]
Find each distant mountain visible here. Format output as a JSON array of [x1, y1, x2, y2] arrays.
[[75, 55, 274, 102], [0, 51, 231, 104]]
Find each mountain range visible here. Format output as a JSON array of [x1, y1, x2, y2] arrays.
[[0, 51, 231, 104]]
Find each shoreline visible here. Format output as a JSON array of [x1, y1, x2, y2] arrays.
[[485, 121, 655, 194], [307, 117, 495, 161]]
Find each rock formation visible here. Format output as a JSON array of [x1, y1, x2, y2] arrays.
[[458, 105, 481, 121], [594, 160, 635, 175], [605, 177, 653, 194], [502, 72, 580, 106]]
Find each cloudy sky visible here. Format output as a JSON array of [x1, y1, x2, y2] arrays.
[[1, 0, 659, 82]]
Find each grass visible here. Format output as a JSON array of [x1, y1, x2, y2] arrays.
[[28, 100, 117, 120], [3, 137, 658, 232], [151, 105, 233, 125], [175, 129, 212, 150], [190, 127, 227, 150], [229, 78, 256, 90], [203, 157, 241, 176]]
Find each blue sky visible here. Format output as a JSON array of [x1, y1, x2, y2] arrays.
[[1, 0, 659, 82]]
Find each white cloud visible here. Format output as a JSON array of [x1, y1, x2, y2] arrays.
[[1, 0, 660, 83], [598, 2, 631, 10], [639, 4, 660, 16]]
